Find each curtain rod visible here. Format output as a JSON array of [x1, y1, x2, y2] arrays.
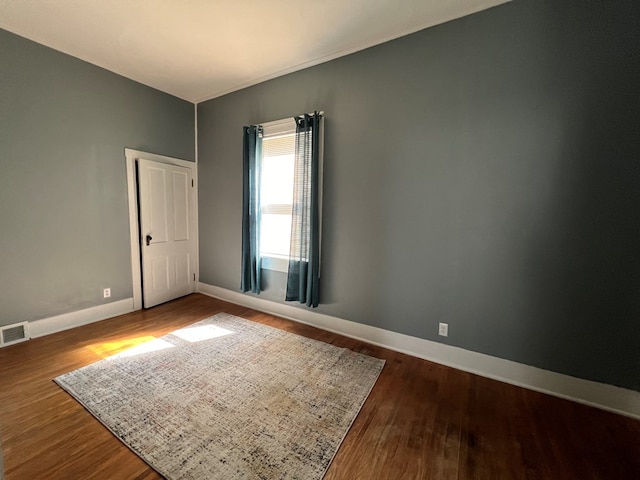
[[260, 111, 323, 129], [299, 111, 324, 117]]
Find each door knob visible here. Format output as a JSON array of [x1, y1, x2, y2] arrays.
[[146, 234, 152, 246]]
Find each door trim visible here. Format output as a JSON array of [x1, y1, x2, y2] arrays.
[[125, 148, 198, 310]]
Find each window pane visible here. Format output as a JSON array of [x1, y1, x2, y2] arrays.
[[261, 153, 294, 205], [260, 132, 295, 261], [260, 214, 292, 257]]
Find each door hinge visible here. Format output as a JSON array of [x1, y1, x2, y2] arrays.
[[192, 179, 194, 187], [193, 273, 196, 281]]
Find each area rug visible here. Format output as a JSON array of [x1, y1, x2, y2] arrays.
[[55, 313, 385, 479]]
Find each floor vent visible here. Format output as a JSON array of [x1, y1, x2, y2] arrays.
[[0, 322, 29, 347]]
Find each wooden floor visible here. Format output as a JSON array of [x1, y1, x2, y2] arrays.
[[0, 294, 638, 479]]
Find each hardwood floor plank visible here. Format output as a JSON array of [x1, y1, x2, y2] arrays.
[[1, 294, 638, 479]]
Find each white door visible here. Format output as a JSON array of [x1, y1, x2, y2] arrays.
[[138, 159, 196, 308]]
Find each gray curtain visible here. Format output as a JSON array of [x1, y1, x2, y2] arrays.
[[241, 125, 262, 293], [286, 112, 322, 307]]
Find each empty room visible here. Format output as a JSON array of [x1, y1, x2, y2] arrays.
[[1, 0, 639, 478]]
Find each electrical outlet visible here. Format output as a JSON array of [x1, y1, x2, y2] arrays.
[[438, 322, 448, 337], [103, 288, 111, 298]]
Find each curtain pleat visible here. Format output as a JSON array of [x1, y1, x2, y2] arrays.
[[241, 125, 262, 293], [286, 112, 321, 307]]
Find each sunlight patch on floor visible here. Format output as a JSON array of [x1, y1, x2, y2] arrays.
[[85, 324, 235, 360], [172, 324, 235, 343], [107, 338, 175, 360], [88, 335, 159, 358]]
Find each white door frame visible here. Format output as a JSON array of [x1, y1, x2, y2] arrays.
[[125, 148, 198, 310]]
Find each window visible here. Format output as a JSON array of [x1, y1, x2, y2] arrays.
[[241, 111, 323, 306], [259, 119, 297, 272]]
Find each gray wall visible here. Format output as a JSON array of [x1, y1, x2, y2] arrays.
[[0, 29, 194, 327], [198, 0, 640, 392]]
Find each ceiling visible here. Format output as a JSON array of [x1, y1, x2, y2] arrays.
[[0, 0, 509, 103]]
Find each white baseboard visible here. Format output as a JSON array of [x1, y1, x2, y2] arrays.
[[198, 282, 640, 420], [29, 298, 134, 339]]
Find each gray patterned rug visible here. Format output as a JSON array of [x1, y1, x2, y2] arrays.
[[55, 313, 384, 479]]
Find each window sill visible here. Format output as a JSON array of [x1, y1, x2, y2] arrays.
[[261, 255, 289, 273]]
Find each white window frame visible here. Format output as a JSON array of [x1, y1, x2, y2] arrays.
[[260, 118, 297, 273]]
